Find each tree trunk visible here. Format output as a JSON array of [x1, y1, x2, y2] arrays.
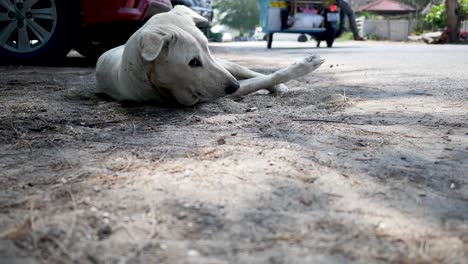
[[445, 0, 461, 43]]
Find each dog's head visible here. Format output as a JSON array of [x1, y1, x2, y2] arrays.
[[138, 6, 239, 106]]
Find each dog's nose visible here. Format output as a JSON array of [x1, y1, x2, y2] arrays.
[[225, 81, 240, 95]]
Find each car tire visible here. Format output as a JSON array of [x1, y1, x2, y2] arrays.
[[298, 34, 308, 42], [0, 0, 79, 63]]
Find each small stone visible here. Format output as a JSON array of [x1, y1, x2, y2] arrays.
[[47, 227, 65, 239], [231, 132, 238, 136], [377, 222, 386, 230], [246, 107, 258, 112], [203, 216, 216, 225], [177, 212, 187, 220], [356, 140, 367, 147], [97, 225, 112, 240], [187, 249, 200, 257], [217, 138, 226, 145], [450, 182, 456, 189]]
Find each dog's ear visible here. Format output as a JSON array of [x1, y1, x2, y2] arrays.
[[140, 29, 167, 62], [172, 5, 209, 27]]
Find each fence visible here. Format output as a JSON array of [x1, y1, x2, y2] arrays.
[[361, 19, 416, 41], [462, 20, 468, 32]]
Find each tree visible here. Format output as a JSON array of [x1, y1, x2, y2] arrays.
[[424, 2, 446, 29], [424, 0, 467, 42], [213, 0, 259, 36], [445, 0, 461, 42]]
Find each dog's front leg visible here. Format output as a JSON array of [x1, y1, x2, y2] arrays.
[[217, 59, 289, 95], [228, 55, 324, 98]]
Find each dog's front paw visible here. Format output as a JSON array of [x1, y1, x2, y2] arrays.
[[277, 55, 325, 82], [295, 54, 325, 72], [303, 54, 325, 66], [268, 84, 289, 96]]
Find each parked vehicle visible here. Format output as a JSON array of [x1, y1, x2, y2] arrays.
[[0, 0, 172, 63], [257, 0, 343, 48]]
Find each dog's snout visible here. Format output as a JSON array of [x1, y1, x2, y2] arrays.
[[225, 81, 240, 95]]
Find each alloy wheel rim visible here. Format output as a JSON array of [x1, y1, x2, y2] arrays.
[[0, 0, 57, 53]]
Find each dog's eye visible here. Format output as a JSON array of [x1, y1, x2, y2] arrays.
[[189, 58, 202, 68]]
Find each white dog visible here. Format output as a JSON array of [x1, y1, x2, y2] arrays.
[[96, 6, 324, 106]]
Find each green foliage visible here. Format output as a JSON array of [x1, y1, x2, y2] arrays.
[[424, 0, 468, 29], [213, 0, 259, 35], [461, 0, 468, 19], [424, 3, 446, 29], [359, 11, 372, 19], [335, 32, 353, 41]]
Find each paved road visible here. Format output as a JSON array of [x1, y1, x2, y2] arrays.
[[211, 40, 467, 114]]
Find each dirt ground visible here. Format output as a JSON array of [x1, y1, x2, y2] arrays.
[[0, 41, 467, 264]]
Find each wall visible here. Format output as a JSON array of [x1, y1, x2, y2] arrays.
[[461, 20, 468, 32], [362, 19, 417, 41]]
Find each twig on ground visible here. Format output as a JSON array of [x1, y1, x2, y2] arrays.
[[44, 187, 78, 262], [158, 148, 173, 163], [293, 118, 365, 126], [49, 139, 74, 169], [0, 217, 32, 240], [45, 235, 75, 262]]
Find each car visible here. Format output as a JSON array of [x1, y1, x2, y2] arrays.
[[0, 0, 173, 63]]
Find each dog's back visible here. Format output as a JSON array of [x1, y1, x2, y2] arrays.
[[96, 46, 124, 100]]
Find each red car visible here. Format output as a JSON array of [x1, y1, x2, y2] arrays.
[[0, 0, 172, 62]]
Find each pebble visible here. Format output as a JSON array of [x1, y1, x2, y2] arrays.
[[97, 225, 112, 240], [450, 182, 456, 189], [187, 249, 200, 257]]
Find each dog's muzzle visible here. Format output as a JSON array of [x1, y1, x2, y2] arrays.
[[225, 81, 240, 95]]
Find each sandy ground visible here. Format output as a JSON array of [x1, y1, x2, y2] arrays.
[[0, 41, 467, 264]]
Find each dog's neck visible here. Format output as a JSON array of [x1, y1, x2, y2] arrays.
[[117, 35, 174, 104]]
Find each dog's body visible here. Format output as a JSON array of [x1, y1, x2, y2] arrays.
[[96, 6, 324, 106]]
